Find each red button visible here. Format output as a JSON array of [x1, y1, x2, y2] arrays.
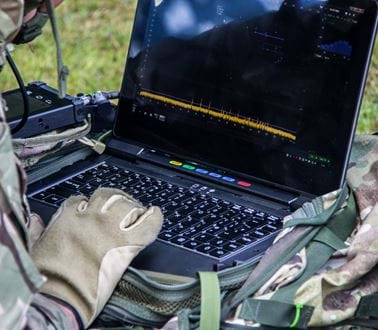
[[237, 181, 252, 188]]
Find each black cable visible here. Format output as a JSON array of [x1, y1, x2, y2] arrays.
[[5, 48, 30, 134]]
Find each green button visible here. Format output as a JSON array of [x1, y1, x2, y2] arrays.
[[183, 164, 196, 171]]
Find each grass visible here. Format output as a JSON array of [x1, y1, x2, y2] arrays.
[[1, 0, 377, 133]]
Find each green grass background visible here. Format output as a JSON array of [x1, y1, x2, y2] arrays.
[[1, 0, 377, 132]]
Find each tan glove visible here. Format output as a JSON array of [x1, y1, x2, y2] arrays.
[[31, 188, 163, 327]]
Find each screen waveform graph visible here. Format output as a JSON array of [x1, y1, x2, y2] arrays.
[[139, 90, 297, 142], [319, 40, 352, 57]]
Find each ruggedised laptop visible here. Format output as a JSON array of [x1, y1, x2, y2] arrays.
[[28, 0, 378, 276]]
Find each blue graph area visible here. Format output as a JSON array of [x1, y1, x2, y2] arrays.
[[319, 41, 352, 57]]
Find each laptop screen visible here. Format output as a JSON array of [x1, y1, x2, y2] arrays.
[[115, 0, 377, 196]]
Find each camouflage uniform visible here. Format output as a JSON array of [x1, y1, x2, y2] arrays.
[[0, 1, 80, 329]]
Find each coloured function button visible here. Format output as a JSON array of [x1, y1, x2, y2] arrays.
[[209, 172, 222, 178], [237, 181, 252, 188], [170, 161, 183, 166], [183, 164, 196, 171], [196, 168, 209, 174], [222, 176, 236, 183]]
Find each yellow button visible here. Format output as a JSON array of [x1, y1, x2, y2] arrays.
[[170, 161, 183, 166]]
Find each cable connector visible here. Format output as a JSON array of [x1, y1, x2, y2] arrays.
[[76, 91, 120, 106], [72, 91, 119, 125], [78, 136, 106, 154]]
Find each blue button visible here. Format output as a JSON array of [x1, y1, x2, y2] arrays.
[[196, 168, 209, 175], [209, 172, 222, 178], [222, 176, 236, 183]]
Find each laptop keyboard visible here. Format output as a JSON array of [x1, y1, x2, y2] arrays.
[[31, 162, 283, 259]]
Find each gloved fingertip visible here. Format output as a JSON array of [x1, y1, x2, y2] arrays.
[[146, 206, 164, 225], [63, 195, 88, 208]]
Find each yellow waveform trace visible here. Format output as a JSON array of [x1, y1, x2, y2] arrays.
[[140, 90, 297, 141]]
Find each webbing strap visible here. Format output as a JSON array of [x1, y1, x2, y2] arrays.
[[226, 186, 350, 314], [356, 294, 378, 318], [45, 0, 69, 98], [239, 299, 314, 329], [313, 226, 347, 251], [272, 193, 355, 302], [237, 193, 356, 329], [284, 185, 348, 228], [225, 226, 319, 316], [199, 272, 221, 330]]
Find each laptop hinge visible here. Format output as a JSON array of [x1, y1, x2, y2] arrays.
[[107, 138, 142, 162]]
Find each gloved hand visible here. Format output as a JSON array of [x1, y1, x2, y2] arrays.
[[31, 188, 163, 327]]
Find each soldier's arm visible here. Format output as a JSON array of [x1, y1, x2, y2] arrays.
[[26, 294, 81, 330], [0, 2, 81, 329]]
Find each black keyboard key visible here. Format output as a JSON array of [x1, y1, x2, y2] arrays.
[[181, 198, 203, 208], [209, 248, 228, 258], [267, 215, 281, 222], [218, 231, 242, 241], [224, 242, 242, 252], [243, 208, 256, 215], [188, 209, 208, 219], [183, 240, 202, 249], [259, 227, 275, 235], [210, 206, 229, 216], [218, 200, 232, 208], [72, 174, 88, 183], [51, 186, 77, 198], [254, 212, 267, 219], [194, 233, 214, 243], [182, 221, 211, 237], [262, 224, 278, 233], [163, 202, 181, 212], [138, 194, 154, 205], [178, 206, 197, 217], [43, 194, 65, 205], [231, 213, 250, 222], [172, 194, 190, 204], [61, 180, 82, 191], [170, 225, 188, 235], [167, 212, 184, 222], [180, 217, 200, 227], [250, 230, 265, 239], [32, 191, 50, 201], [221, 209, 240, 220], [204, 224, 223, 235], [156, 190, 178, 199], [209, 238, 229, 246], [170, 236, 187, 245], [196, 244, 214, 254], [235, 236, 256, 246], [161, 221, 176, 231], [158, 231, 175, 241], [149, 197, 169, 205]]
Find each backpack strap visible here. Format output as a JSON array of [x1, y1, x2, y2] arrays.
[[239, 299, 314, 329], [199, 272, 221, 330], [283, 186, 349, 228], [235, 191, 356, 329], [45, 0, 69, 98], [223, 186, 350, 318]]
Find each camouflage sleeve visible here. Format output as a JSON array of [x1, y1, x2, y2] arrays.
[[0, 96, 81, 330], [26, 294, 81, 330]]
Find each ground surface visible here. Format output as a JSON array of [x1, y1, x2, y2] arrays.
[[0, 0, 376, 132]]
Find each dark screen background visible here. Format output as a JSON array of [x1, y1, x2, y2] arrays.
[[116, 0, 377, 195]]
